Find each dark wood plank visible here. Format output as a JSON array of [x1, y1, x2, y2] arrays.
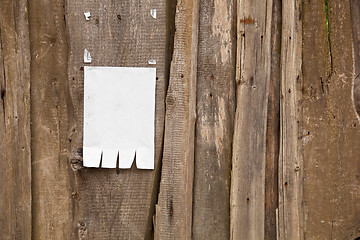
[[0, 0, 32, 238], [28, 0, 75, 238], [192, 0, 236, 238], [230, 0, 273, 238], [302, 0, 360, 238], [352, 0, 360, 117], [302, 0, 332, 238], [65, 0, 168, 238], [154, 0, 200, 238]]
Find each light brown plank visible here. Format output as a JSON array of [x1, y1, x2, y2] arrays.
[[302, 0, 360, 238], [191, 0, 236, 239], [278, 0, 303, 239], [65, 0, 168, 238], [0, 1, 32, 239], [28, 0, 75, 238], [230, 0, 273, 239], [265, 0, 281, 238], [154, 0, 200, 238]]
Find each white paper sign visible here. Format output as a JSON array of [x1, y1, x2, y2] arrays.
[[83, 66, 156, 169]]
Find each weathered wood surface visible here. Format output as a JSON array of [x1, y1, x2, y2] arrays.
[[230, 0, 273, 239], [302, 0, 332, 238], [278, 0, 303, 239], [352, 0, 360, 116], [192, 0, 235, 239], [265, 0, 281, 238], [302, 0, 360, 239], [0, 0, 32, 239], [3, 0, 360, 239], [65, 0, 168, 238], [29, 0, 75, 238], [154, 0, 199, 238]]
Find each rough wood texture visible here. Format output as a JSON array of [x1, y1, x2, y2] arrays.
[[192, 0, 236, 239], [302, 0, 360, 238], [4, 1, 360, 239], [29, 0, 75, 238], [278, 0, 303, 239], [302, 0, 332, 238], [352, 0, 360, 117], [0, 1, 32, 239], [230, 0, 273, 239], [65, 0, 168, 239], [154, 0, 199, 238], [265, 0, 281, 238]]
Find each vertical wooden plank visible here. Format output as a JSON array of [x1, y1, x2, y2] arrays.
[[192, 0, 236, 238], [154, 0, 199, 238], [302, 0, 360, 238], [328, 1, 360, 238], [66, 0, 168, 238], [265, 0, 281, 238], [0, 1, 31, 238], [278, 0, 303, 239], [351, 0, 360, 116], [28, 0, 75, 239], [230, 0, 273, 239], [302, 0, 332, 238]]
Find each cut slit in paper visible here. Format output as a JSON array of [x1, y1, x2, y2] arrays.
[[83, 66, 156, 169]]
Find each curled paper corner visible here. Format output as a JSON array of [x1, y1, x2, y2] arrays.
[[150, 9, 157, 19], [148, 59, 157, 65], [84, 12, 91, 20], [84, 49, 92, 63]]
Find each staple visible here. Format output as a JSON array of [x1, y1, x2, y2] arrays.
[[150, 9, 157, 19], [148, 59, 156, 65], [84, 49, 92, 63], [84, 12, 91, 20]]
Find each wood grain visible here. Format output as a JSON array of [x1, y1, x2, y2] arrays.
[[302, 0, 360, 238], [352, 0, 360, 117], [230, 0, 273, 239], [0, 1, 31, 239], [65, 0, 168, 238], [191, 0, 236, 239], [302, 0, 332, 238], [265, 0, 281, 238], [154, 0, 199, 238], [28, 0, 75, 238], [278, 0, 303, 239]]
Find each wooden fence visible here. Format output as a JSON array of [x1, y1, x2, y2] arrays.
[[1, 0, 360, 239]]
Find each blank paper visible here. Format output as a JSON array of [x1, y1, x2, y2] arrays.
[[83, 66, 156, 169]]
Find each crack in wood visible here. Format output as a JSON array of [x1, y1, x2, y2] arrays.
[[0, 28, 6, 124]]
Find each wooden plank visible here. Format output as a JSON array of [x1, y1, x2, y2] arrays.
[[265, 0, 281, 238], [154, 0, 199, 238], [192, 0, 236, 238], [0, 1, 32, 239], [28, 0, 75, 238], [352, 0, 360, 116], [65, 0, 168, 238], [302, 0, 360, 238], [278, 0, 303, 239], [302, 0, 332, 238], [230, 0, 273, 239]]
